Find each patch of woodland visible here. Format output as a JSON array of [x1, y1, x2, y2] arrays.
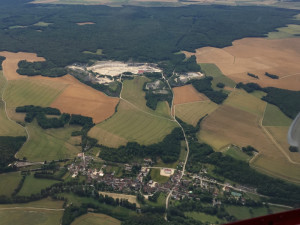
[[236, 83, 300, 119]]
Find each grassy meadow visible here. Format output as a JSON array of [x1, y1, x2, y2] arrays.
[[185, 211, 224, 224], [262, 103, 292, 126], [71, 213, 121, 225], [17, 121, 81, 162], [18, 174, 59, 196], [89, 100, 177, 146], [223, 145, 252, 162], [150, 168, 169, 184], [0, 172, 22, 196]]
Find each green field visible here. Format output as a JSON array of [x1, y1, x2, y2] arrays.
[[224, 89, 266, 117], [17, 121, 81, 161], [150, 169, 169, 184], [223, 145, 252, 162], [0, 198, 63, 209], [0, 172, 22, 196], [200, 63, 236, 90], [0, 71, 26, 136], [122, 76, 171, 118], [89, 100, 177, 146], [267, 24, 300, 39], [175, 101, 218, 126], [262, 103, 292, 126], [0, 208, 63, 225], [18, 174, 59, 196], [72, 213, 121, 225], [185, 211, 225, 224], [4, 79, 67, 108], [225, 205, 288, 221]]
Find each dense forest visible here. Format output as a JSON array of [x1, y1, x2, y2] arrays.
[[0, 56, 5, 70], [0, 136, 26, 172], [0, 0, 299, 75]]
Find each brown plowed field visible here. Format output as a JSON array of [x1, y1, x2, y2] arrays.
[[0, 51, 45, 80], [50, 76, 119, 123], [173, 84, 207, 105], [184, 38, 300, 90], [1, 52, 119, 124]]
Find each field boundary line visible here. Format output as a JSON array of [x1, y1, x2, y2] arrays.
[[259, 103, 300, 165], [279, 72, 300, 79], [174, 99, 210, 107]]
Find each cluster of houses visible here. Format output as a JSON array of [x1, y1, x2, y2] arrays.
[[67, 153, 252, 207]]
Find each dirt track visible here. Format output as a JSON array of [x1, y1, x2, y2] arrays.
[[184, 38, 300, 91]]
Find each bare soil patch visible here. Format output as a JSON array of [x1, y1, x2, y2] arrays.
[[76, 22, 95, 25], [51, 75, 119, 123], [185, 38, 300, 90], [173, 84, 207, 105], [0, 51, 45, 80]]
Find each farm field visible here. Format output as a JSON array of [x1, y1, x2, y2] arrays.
[[265, 126, 300, 163], [99, 191, 140, 207], [262, 103, 292, 126], [172, 84, 207, 105], [16, 121, 81, 162], [17, 174, 59, 196], [0, 208, 63, 225], [185, 211, 224, 224], [175, 100, 218, 126], [0, 52, 119, 124], [0, 172, 22, 196], [4, 79, 67, 108], [0, 198, 63, 209], [199, 63, 235, 90], [121, 76, 171, 118], [184, 38, 300, 91], [71, 213, 120, 225], [0, 71, 26, 136], [89, 100, 178, 146], [198, 90, 300, 183]]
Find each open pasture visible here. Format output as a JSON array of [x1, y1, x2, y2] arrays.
[[262, 103, 292, 126], [89, 100, 177, 146], [0, 172, 22, 196], [17, 121, 81, 162], [175, 100, 218, 126], [18, 174, 59, 196], [172, 84, 207, 105], [185, 38, 300, 91], [223, 145, 251, 162], [72, 213, 120, 225]]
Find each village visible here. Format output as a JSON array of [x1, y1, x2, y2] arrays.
[[67, 153, 258, 208]]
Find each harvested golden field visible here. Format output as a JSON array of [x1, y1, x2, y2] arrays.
[[51, 76, 119, 123], [99, 191, 140, 207], [0, 52, 119, 124], [0, 51, 45, 80], [173, 84, 207, 105], [184, 38, 300, 91], [199, 104, 300, 183], [175, 101, 218, 126]]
